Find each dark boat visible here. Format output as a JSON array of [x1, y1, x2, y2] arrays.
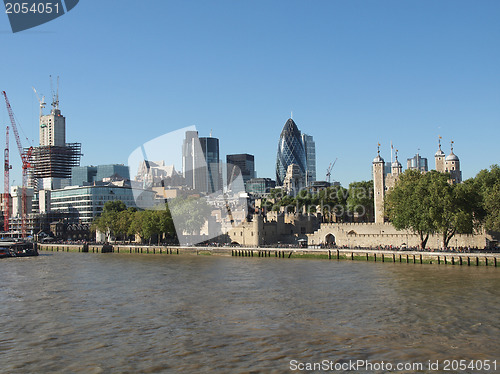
[[0, 240, 38, 258]]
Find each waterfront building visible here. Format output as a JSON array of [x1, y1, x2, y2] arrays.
[[50, 183, 156, 225], [301, 134, 316, 185], [226, 154, 255, 186], [276, 118, 307, 186], [246, 178, 276, 195]]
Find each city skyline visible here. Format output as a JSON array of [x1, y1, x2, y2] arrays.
[[1, 0, 499, 187]]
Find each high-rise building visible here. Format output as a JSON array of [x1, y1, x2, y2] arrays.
[[30, 86, 82, 191], [301, 134, 316, 184], [226, 154, 255, 186], [182, 131, 221, 194], [276, 118, 307, 186]]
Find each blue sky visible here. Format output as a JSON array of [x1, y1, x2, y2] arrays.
[[1, 0, 499, 187]]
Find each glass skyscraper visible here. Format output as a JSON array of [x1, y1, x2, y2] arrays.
[[301, 133, 316, 184], [276, 118, 307, 186]]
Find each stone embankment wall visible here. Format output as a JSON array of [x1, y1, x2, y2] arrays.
[[37, 244, 500, 267], [307, 222, 489, 249]]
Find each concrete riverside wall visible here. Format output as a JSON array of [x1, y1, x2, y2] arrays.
[[307, 222, 490, 249], [37, 244, 500, 266]]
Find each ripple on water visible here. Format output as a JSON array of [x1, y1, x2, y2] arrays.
[[1, 252, 500, 373]]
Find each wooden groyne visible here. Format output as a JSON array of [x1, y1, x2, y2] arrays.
[[37, 244, 500, 267]]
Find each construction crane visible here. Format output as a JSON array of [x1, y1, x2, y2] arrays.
[[32, 86, 46, 118], [2, 91, 33, 238], [326, 158, 338, 184], [3, 126, 11, 232]]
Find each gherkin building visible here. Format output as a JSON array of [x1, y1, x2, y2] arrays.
[[276, 118, 307, 186]]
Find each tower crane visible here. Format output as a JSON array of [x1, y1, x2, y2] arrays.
[[32, 86, 46, 118], [2, 91, 33, 238], [4, 127, 11, 232], [326, 158, 337, 184]]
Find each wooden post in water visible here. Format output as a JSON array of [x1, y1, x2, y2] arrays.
[[459, 257, 462, 266], [374, 253, 377, 262], [476, 257, 479, 266], [420, 254, 423, 264], [366, 253, 369, 261], [392, 254, 395, 262], [382, 254, 384, 262], [495, 257, 497, 267], [351, 252, 354, 260], [337, 249, 340, 260], [451, 257, 455, 265], [328, 250, 331, 260], [485, 257, 488, 266]]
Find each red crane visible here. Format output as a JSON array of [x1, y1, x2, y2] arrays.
[[2, 91, 33, 238], [3, 126, 11, 232]]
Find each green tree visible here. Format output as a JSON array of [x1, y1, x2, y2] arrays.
[[385, 169, 435, 249], [91, 200, 128, 241], [473, 165, 500, 232], [347, 180, 374, 222], [168, 196, 209, 235]]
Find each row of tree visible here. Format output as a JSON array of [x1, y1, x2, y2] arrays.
[[91, 198, 209, 244], [385, 165, 500, 249]]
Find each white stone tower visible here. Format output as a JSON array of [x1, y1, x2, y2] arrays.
[[372, 144, 385, 223], [435, 136, 445, 173], [445, 140, 462, 184]]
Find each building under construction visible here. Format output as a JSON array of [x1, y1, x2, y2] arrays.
[[30, 78, 82, 191], [29, 143, 82, 190]]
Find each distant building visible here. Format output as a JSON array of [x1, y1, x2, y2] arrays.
[[407, 154, 428, 172], [226, 154, 255, 186], [182, 131, 221, 194], [283, 164, 305, 196], [30, 88, 82, 191], [276, 118, 307, 186], [72, 164, 130, 186], [301, 134, 316, 185], [246, 178, 276, 195]]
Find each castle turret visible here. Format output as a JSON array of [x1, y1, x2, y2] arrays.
[[445, 140, 461, 184], [373, 144, 385, 223], [391, 149, 402, 177], [435, 136, 445, 172]]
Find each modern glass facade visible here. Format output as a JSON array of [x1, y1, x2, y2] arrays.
[[50, 185, 156, 224], [276, 119, 307, 186], [71, 164, 130, 186], [301, 134, 316, 184], [246, 178, 276, 195], [226, 154, 255, 186]]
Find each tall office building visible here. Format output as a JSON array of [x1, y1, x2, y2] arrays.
[[182, 131, 221, 194], [301, 134, 316, 185], [226, 154, 255, 186], [276, 118, 307, 186], [30, 85, 82, 191]]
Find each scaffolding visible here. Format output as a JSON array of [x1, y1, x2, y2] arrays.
[[29, 143, 82, 180]]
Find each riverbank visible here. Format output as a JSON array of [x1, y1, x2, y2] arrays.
[[37, 243, 500, 266]]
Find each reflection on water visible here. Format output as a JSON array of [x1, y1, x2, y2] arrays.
[[1, 252, 499, 373]]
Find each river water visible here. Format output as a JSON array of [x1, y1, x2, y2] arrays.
[[1, 252, 499, 373]]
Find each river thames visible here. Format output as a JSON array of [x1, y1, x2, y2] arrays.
[[1, 251, 499, 373]]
